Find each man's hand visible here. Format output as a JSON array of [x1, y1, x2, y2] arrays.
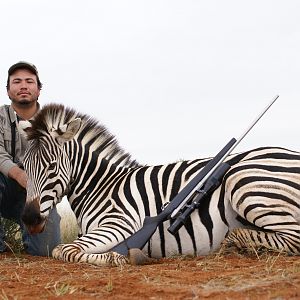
[[8, 166, 27, 189]]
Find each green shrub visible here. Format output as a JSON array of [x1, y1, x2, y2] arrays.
[[1, 218, 24, 253]]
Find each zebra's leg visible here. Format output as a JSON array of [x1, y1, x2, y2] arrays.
[[224, 216, 300, 254], [52, 243, 129, 266], [52, 243, 155, 266], [52, 227, 132, 266]]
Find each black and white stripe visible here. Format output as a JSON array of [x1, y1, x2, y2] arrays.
[[21, 104, 300, 266]]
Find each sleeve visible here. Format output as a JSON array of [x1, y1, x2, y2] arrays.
[[0, 116, 18, 177]]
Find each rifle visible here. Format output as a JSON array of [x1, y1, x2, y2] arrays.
[[110, 95, 279, 256]]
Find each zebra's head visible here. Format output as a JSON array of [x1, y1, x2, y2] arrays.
[[20, 105, 81, 234], [20, 103, 140, 234]]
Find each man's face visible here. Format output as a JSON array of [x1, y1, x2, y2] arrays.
[[7, 69, 40, 106]]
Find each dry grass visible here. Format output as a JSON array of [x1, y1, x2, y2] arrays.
[[57, 198, 79, 243], [0, 250, 300, 299], [1, 212, 300, 299]]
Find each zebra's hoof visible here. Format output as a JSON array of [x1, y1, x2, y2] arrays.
[[128, 248, 155, 265], [52, 244, 65, 259]]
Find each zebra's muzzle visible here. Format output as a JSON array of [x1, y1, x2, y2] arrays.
[[25, 221, 46, 235], [21, 199, 46, 234]]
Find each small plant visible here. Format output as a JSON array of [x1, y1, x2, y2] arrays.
[[291, 262, 300, 273], [54, 282, 77, 296], [1, 218, 24, 253], [45, 282, 77, 296], [263, 250, 284, 274], [105, 275, 113, 292]]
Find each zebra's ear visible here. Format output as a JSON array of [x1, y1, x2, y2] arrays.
[[57, 118, 81, 143], [17, 120, 33, 138]]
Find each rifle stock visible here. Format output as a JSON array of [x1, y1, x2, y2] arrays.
[[111, 215, 164, 256]]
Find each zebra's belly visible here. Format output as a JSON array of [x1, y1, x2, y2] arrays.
[[143, 221, 227, 258], [143, 199, 243, 258]]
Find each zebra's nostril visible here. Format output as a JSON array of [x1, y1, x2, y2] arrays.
[[21, 212, 45, 226], [26, 221, 46, 235], [21, 198, 44, 227]]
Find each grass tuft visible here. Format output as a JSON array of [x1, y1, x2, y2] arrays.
[[105, 275, 113, 293], [45, 282, 77, 296]]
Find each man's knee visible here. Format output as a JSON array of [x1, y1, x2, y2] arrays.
[[24, 207, 61, 256]]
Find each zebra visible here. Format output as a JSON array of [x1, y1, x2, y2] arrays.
[[20, 103, 300, 266]]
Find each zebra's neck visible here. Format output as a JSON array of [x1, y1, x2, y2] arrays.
[[66, 141, 136, 204]]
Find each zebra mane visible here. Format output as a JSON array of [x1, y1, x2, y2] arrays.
[[26, 103, 141, 168]]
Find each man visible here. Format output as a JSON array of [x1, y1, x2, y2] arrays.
[[0, 61, 61, 255]]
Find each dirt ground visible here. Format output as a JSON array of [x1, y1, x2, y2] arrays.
[[0, 249, 300, 300]]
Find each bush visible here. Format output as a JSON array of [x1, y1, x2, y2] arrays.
[[1, 218, 24, 253]]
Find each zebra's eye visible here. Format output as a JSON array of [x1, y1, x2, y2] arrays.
[[48, 162, 56, 171]]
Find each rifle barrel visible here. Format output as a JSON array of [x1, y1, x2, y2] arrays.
[[170, 95, 279, 219]]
